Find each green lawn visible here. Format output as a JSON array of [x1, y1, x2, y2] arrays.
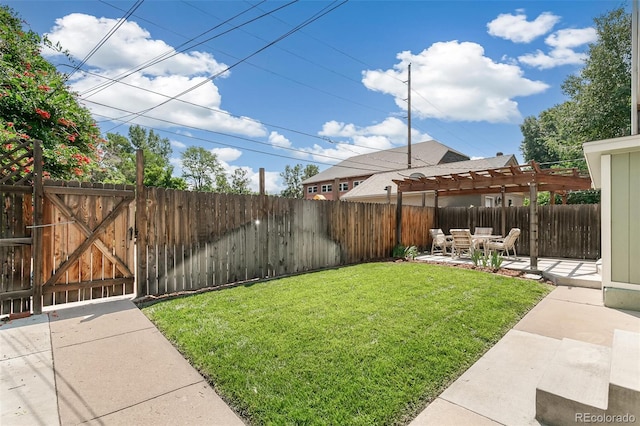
[[142, 262, 551, 425]]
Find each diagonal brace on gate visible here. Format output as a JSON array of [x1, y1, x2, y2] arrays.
[[42, 196, 132, 289], [45, 192, 134, 276]]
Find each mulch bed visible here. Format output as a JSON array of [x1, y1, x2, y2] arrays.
[[407, 258, 552, 282]]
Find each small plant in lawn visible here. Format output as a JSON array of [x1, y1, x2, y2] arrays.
[[404, 245, 419, 260], [392, 244, 406, 258]]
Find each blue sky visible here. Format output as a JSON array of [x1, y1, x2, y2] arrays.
[[7, 0, 626, 192]]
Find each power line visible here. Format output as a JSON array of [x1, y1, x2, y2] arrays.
[[104, 0, 349, 134], [67, 0, 508, 166], [81, 0, 290, 98], [88, 0, 468, 163], [70, 66, 437, 169], [88, 100, 405, 173]]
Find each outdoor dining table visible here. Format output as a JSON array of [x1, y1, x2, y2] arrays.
[[472, 234, 503, 256]]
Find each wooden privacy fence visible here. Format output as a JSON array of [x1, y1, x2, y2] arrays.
[[2, 139, 601, 313], [137, 188, 435, 297], [436, 204, 601, 259]]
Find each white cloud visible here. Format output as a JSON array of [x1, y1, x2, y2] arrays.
[[362, 42, 549, 123], [268, 131, 293, 150], [487, 11, 559, 43], [171, 140, 186, 149], [546, 28, 597, 49], [43, 13, 266, 137], [211, 147, 242, 162], [169, 156, 183, 177], [301, 117, 432, 164], [518, 27, 597, 69]]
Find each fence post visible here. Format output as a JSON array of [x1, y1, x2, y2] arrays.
[[32, 140, 43, 314], [259, 168, 265, 196], [529, 182, 539, 271], [135, 150, 147, 297], [396, 191, 403, 245]]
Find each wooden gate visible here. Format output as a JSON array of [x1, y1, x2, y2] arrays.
[[1, 139, 135, 315], [40, 181, 136, 308]]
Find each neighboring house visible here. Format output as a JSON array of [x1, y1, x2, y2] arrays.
[[302, 140, 469, 200], [341, 154, 524, 207], [584, 134, 640, 311]]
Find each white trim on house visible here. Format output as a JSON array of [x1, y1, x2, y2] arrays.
[[601, 153, 612, 293], [584, 135, 640, 309], [584, 134, 640, 188]]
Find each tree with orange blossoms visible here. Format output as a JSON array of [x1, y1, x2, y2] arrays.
[[0, 5, 101, 180]]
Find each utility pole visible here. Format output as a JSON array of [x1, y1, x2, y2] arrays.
[[407, 63, 412, 169]]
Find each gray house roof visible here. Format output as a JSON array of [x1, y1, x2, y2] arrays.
[[341, 155, 518, 201], [302, 140, 469, 185]]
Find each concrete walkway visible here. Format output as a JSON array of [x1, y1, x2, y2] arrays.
[[410, 286, 640, 425], [1, 297, 244, 426]]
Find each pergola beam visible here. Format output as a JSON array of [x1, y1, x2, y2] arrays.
[[393, 161, 592, 271], [393, 161, 591, 194]]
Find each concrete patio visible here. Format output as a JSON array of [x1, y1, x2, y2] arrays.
[[417, 253, 602, 289]]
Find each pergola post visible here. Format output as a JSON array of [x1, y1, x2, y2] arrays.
[[434, 191, 439, 229], [500, 185, 506, 237], [529, 182, 539, 271]]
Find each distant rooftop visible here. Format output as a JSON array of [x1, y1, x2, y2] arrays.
[[302, 140, 469, 184], [342, 154, 518, 200]]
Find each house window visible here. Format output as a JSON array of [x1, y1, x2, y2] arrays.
[[321, 184, 332, 192], [307, 186, 318, 194], [353, 180, 364, 187], [484, 196, 494, 207], [339, 182, 349, 191]]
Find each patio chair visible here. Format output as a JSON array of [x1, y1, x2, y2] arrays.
[[429, 228, 452, 255], [450, 229, 477, 258], [485, 228, 521, 259]]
